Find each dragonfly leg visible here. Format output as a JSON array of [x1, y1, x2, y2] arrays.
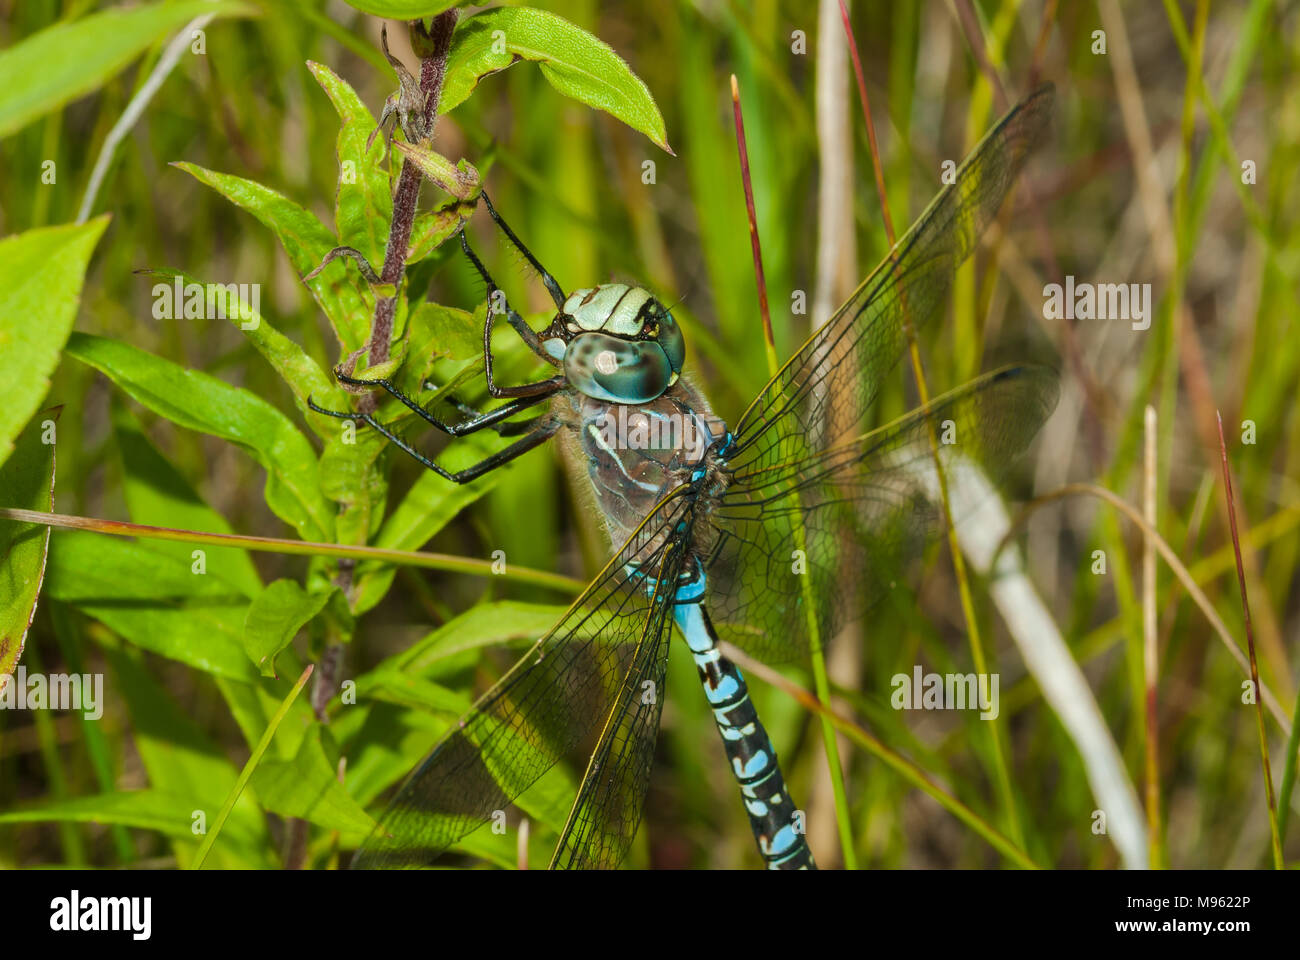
[[460, 230, 569, 398], [307, 399, 561, 483], [443, 395, 546, 437], [480, 190, 567, 310], [328, 373, 556, 437]]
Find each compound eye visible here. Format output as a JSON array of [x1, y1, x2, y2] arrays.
[[657, 311, 685, 373], [563, 332, 673, 404]]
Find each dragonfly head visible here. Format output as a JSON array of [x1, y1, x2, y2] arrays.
[[543, 283, 686, 404]]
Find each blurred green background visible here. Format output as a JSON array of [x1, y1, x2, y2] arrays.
[[1, 0, 1298, 870]]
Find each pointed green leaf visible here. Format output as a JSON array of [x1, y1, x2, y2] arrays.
[[407, 200, 474, 264], [66, 332, 333, 542], [243, 579, 334, 678], [307, 61, 393, 270], [0, 2, 256, 139], [391, 601, 566, 673], [0, 411, 57, 686], [342, 1, 462, 18], [392, 142, 480, 200], [0, 217, 107, 468], [46, 532, 258, 681], [111, 402, 263, 598], [102, 645, 272, 867], [354, 669, 470, 714], [251, 724, 376, 835], [140, 268, 346, 439], [0, 790, 262, 852], [441, 8, 670, 153], [173, 162, 372, 351]]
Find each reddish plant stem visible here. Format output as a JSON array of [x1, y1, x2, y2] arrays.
[[729, 75, 775, 358], [1216, 411, 1284, 868], [838, 0, 895, 247], [367, 10, 459, 377]]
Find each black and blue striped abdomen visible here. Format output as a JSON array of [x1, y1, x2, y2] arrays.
[[672, 591, 816, 870]]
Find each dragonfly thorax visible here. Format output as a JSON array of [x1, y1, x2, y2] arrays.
[[545, 283, 686, 404]]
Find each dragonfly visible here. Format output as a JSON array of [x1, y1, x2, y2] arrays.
[[311, 85, 1058, 870]]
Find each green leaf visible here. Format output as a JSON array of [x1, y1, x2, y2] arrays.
[[342, 1, 462, 19], [251, 724, 376, 835], [0, 411, 57, 685], [339, 701, 446, 806], [392, 143, 481, 200], [173, 162, 372, 352], [140, 269, 345, 439], [319, 428, 390, 556], [66, 332, 334, 542], [46, 532, 259, 681], [0, 2, 256, 139], [193, 664, 313, 865], [441, 8, 670, 153], [214, 674, 314, 760], [0, 218, 107, 468], [354, 669, 470, 714], [0, 790, 261, 851], [352, 467, 499, 615], [390, 301, 483, 400], [111, 402, 263, 598], [307, 61, 393, 269], [407, 200, 475, 265], [389, 601, 566, 673], [243, 579, 334, 678], [102, 645, 272, 867]]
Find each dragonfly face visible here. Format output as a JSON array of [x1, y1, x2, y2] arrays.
[[546, 283, 686, 404]]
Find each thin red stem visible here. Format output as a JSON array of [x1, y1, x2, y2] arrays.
[[729, 74, 775, 356], [1216, 410, 1284, 868], [837, 0, 896, 246]]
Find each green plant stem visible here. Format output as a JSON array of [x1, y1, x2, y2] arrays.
[[193, 665, 312, 868], [1142, 406, 1164, 869], [1277, 688, 1300, 848], [0, 508, 584, 594]]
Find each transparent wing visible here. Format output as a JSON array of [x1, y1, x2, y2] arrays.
[[706, 365, 1059, 662], [352, 494, 693, 869], [549, 539, 683, 870], [728, 85, 1054, 474]]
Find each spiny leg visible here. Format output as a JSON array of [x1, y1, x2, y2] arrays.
[[444, 395, 546, 437], [479, 190, 567, 310], [316, 214, 564, 445], [307, 399, 561, 484], [459, 230, 567, 398], [332, 371, 557, 437]]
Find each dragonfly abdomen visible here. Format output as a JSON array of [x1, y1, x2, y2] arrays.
[[672, 593, 816, 870]]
